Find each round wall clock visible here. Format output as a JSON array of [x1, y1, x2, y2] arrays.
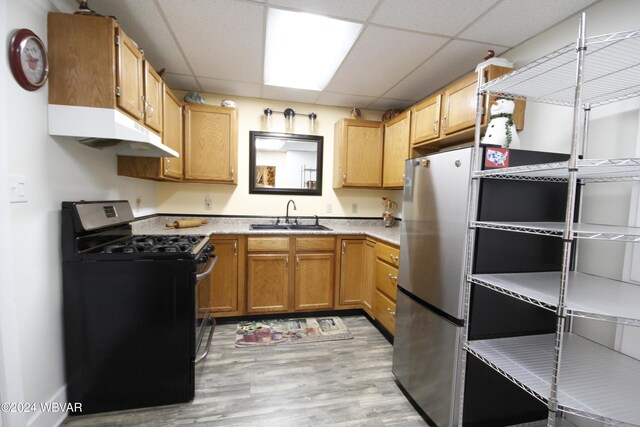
[[9, 29, 49, 91]]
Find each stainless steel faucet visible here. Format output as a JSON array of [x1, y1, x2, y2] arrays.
[[285, 200, 297, 224]]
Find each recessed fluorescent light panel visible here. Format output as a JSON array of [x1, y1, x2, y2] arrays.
[[264, 8, 362, 91]]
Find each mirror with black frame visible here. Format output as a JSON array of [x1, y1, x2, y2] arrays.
[[249, 131, 323, 195]]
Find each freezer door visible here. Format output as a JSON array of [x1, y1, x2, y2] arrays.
[[392, 289, 461, 427], [399, 148, 472, 318]]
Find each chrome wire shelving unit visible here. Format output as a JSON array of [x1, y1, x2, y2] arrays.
[[458, 12, 640, 427]]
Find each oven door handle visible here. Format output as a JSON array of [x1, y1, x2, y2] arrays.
[[195, 317, 215, 365], [196, 255, 217, 281]]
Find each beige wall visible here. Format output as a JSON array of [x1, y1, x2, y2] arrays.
[[157, 93, 403, 218]]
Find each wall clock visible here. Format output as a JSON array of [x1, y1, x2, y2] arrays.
[[9, 29, 49, 91]]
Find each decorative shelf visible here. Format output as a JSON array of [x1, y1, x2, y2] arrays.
[[467, 333, 640, 426], [474, 157, 640, 182], [481, 29, 640, 107], [469, 271, 640, 326], [472, 221, 640, 242]]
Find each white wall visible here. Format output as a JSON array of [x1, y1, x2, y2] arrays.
[[4, 1, 161, 426], [157, 93, 403, 218], [501, 0, 640, 357]]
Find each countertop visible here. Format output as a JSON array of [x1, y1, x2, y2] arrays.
[[132, 216, 401, 246]]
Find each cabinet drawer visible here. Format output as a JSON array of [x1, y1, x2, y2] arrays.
[[295, 237, 335, 252], [247, 237, 289, 252], [375, 260, 398, 301], [373, 290, 396, 335], [375, 241, 400, 267]]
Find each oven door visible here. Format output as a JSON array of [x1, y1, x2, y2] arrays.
[[194, 254, 217, 365]]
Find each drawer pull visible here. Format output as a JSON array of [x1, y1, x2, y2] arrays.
[[389, 254, 399, 261], [387, 307, 396, 317], [388, 273, 398, 281]]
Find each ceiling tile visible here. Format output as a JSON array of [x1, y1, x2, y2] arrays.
[[261, 86, 322, 104], [367, 98, 413, 111], [385, 41, 508, 101], [162, 73, 201, 92], [314, 92, 377, 109], [459, 0, 599, 46], [90, 0, 192, 75], [198, 77, 263, 98], [157, 0, 265, 83], [325, 26, 448, 97], [371, 0, 499, 36], [266, 0, 379, 21]]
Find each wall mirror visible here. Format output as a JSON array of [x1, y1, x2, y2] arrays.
[[249, 131, 323, 195]]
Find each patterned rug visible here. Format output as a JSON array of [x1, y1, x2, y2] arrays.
[[235, 317, 353, 347]]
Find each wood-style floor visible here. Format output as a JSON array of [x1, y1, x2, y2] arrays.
[[61, 316, 428, 426]]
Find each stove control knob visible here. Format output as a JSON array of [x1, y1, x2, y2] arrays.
[[205, 244, 214, 254], [197, 254, 209, 264]]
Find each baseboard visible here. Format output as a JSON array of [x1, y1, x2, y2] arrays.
[[27, 385, 70, 427]]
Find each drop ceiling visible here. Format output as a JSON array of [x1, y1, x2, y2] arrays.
[[88, 0, 599, 111]]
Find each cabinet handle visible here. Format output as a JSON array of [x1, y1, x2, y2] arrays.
[[388, 273, 398, 281], [342, 173, 346, 185], [233, 241, 237, 256], [296, 256, 299, 269], [387, 307, 396, 317], [342, 241, 346, 255], [285, 256, 288, 270], [441, 115, 447, 133], [433, 119, 439, 136], [230, 167, 235, 179], [389, 253, 398, 261]]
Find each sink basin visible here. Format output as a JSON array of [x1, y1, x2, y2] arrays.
[[250, 224, 332, 231]]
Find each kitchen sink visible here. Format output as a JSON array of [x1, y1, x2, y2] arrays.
[[250, 223, 332, 231]]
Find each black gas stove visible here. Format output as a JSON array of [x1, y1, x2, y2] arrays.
[[61, 201, 216, 415]]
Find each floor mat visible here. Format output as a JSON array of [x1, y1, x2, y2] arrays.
[[234, 316, 353, 347]]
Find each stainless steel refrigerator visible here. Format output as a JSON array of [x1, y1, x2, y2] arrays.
[[392, 147, 571, 426]]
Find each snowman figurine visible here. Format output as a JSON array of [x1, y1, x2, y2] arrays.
[[481, 97, 520, 148]]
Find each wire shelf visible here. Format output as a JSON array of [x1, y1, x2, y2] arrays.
[[472, 221, 640, 242], [481, 29, 640, 107], [474, 158, 640, 181], [469, 271, 640, 326], [467, 334, 640, 426]]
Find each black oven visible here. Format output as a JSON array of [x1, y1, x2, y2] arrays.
[[61, 201, 215, 415]]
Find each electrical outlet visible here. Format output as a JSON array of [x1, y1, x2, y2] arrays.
[[9, 175, 27, 203], [204, 195, 212, 210], [326, 203, 332, 213], [352, 203, 358, 214]]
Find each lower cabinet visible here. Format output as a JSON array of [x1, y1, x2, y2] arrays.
[[362, 239, 376, 316], [246, 236, 335, 314], [372, 240, 400, 335], [337, 238, 376, 317], [209, 237, 243, 317]]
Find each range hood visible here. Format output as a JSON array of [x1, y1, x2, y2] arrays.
[[48, 104, 179, 158]]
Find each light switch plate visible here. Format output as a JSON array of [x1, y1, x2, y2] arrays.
[[9, 175, 27, 203]]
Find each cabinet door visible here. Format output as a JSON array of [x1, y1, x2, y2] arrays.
[[144, 62, 163, 133], [334, 119, 383, 188], [362, 240, 376, 315], [294, 253, 334, 311], [373, 289, 396, 335], [339, 239, 365, 306], [208, 239, 239, 315], [116, 28, 144, 122], [411, 93, 442, 145], [162, 86, 183, 179], [383, 111, 411, 188], [184, 104, 238, 183], [441, 72, 477, 136], [247, 254, 289, 313]]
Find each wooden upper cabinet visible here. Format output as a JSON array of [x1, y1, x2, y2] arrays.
[[383, 111, 411, 188], [441, 72, 478, 136], [116, 28, 144, 122], [333, 119, 383, 188], [184, 104, 238, 184], [116, 84, 183, 181], [162, 86, 183, 179], [411, 93, 442, 146], [143, 62, 163, 133]]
